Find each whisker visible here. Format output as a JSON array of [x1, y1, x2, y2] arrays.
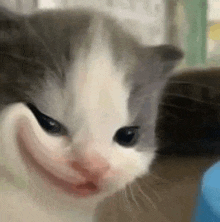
[[115, 192, 121, 221], [0, 52, 57, 74], [158, 102, 196, 111], [111, 193, 116, 219], [124, 187, 134, 212], [121, 189, 133, 212], [168, 79, 219, 90], [135, 180, 173, 222], [120, 189, 138, 221], [118, 190, 125, 210], [148, 174, 170, 183], [138, 178, 162, 202], [135, 180, 157, 210], [128, 183, 142, 211], [120, 189, 135, 221], [155, 113, 179, 121], [148, 174, 185, 189], [162, 92, 220, 107]]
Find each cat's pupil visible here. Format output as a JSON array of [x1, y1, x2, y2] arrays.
[[26, 103, 66, 135], [40, 116, 61, 133], [113, 126, 140, 147]]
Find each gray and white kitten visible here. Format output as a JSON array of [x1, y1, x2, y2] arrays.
[[0, 7, 183, 222]]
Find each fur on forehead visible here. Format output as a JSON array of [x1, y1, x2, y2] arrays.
[[0, 7, 138, 97], [0, 7, 183, 118], [33, 15, 134, 139]]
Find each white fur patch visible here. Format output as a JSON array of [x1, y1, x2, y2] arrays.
[[68, 17, 129, 144], [63, 16, 154, 193], [0, 15, 156, 222]]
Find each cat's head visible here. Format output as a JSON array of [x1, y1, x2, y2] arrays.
[[0, 7, 183, 210]]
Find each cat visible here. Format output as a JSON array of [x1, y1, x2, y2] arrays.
[[0, 6, 183, 222]]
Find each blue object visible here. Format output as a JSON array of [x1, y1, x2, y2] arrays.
[[192, 161, 220, 221]]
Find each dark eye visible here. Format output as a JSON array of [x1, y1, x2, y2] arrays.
[[26, 103, 67, 135], [113, 126, 140, 147]]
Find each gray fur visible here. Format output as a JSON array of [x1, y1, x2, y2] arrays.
[[0, 7, 183, 148]]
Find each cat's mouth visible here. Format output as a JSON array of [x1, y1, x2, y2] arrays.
[[16, 121, 102, 198]]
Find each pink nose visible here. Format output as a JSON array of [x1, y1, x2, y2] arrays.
[[69, 156, 110, 182], [66, 155, 111, 196]]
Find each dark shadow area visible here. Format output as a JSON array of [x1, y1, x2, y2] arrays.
[[156, 68, 220, 156]]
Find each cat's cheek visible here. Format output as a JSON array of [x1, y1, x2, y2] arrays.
[[16, 119, 88, 186], [103, 149, 154, 193], [102, 169, 144, 195]]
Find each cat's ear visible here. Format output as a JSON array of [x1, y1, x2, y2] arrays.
[[134, 44, 184, 84], [129, 45, 183, 126], [151, 44, 184, 74], [0, 7, 22, 44]]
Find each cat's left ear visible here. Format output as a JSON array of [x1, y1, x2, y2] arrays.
[[134, 44, 184, 84], [150, 44, 184, 74]]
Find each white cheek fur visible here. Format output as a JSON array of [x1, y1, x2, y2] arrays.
[[0, 102, 154, 198], [0, 14, 157, 222], [0, 19, 154, 203]]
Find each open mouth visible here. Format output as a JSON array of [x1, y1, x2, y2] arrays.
[[17, 130, 101, 197], [68, 181, 99, 196]]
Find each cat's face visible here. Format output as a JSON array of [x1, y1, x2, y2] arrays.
[[0, 7, 183, 210]]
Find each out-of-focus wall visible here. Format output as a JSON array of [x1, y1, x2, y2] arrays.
[[1, 0, 167, 46], [0, 0, 18, 11], [0, 0, 37, 13], [208, 0, 220, 20], [38, 0, 167, 46], [168, 0, 220, 69], [207, 0, 220, 67]]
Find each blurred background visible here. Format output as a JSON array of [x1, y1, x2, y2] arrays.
[[1, 0, 220, 70]]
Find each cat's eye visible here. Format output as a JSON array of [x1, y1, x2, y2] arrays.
[[26, 103, 67, 135], [113, 126, 140, 147]]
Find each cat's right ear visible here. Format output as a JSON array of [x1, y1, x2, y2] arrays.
[[0, 7, 22, 44]]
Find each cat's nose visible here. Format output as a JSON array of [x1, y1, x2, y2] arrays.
[[69, 155, 110, 182]]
